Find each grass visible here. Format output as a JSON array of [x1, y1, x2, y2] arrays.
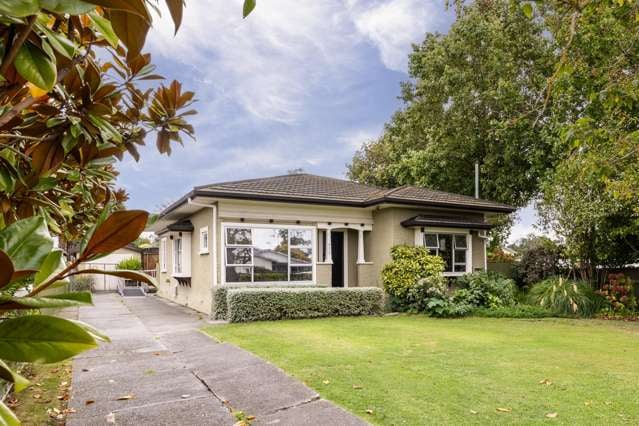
[[204, 316, 639, 425], [7, 361, 72, 425]]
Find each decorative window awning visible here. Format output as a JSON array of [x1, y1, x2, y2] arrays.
[[167, 220, 194, 232], [400, 215, 492, 230]]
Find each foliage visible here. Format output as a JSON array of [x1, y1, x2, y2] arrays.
[[513, 235, 563, 288], [116, 256, 142, 271], [596, 273, 636, 314], [528, 277, 598, 317], [69, 275, 93, 292], [348, 0, 555, 210], [0, 210, 156, 423], [225, 287, 384, 323], [487, 248, 515, 263], [453, 271, 517, 309], [382, 245, 445, 300], [212, 284, 319, 320], [471, 305, 556, 318]]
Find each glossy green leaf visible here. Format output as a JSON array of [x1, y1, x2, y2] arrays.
[[70, 319, 110, 342], [522, 3, 533, 19], [39, 25, 77, 59], [0, 216, 53, 271], [0, 360, 29, 393], [243, 0, 256, 18], [14, 42, 57, 91], [0, 315, 98, 363], [70, 268, 156, 286], [40, 0, 95, 14], [0, 0, 38, 17], [34, 249, 63, 286], [0, 401, 20, 426], [0, 292, 92, 309], [89, 11, 119, 48], [0, 250, 13, 289]]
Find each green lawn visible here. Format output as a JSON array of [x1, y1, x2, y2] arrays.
[[204, 316, 639, 425]]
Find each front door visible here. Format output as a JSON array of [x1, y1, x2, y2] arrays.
[[331, 231, 344, 287]]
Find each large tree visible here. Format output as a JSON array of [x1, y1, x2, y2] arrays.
[[348, 0, 556, 208]]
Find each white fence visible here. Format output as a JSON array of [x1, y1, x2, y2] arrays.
[[78, 263, 122, 292]]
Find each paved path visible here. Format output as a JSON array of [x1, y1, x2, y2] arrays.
[[67, 293, 366, 425]]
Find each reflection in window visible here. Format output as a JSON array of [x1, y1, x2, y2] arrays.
[[224, 226, 314, 283], [423, 232, 468, 273]]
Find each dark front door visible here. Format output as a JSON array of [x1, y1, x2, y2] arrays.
[[331, 231, 344, 287]]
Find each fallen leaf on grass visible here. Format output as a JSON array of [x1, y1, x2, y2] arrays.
[[33, 393, 42, 399], [352, 385, 363, 389], [496, 408, 512, 413], [85, 400, 95, 405], [365, 409, 374, 415], [322, 380, 330, 385], [604, 401, 612, 405], [546, 412, 558, 418], [116, 394, 135, 401], [539, 379, 552, 385], [470, 410, 478, 415]]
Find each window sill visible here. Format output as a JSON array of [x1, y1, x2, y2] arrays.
[[317, 261, 333, 265], [199, 250, 209, 255], [356, 261, 374, 265]]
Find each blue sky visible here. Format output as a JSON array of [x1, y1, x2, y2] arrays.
[[117, 0, 538, 242]]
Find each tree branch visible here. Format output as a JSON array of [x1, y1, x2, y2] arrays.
[[0, 15, 37, 77]]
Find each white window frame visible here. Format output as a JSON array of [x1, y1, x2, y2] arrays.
[[160, 238, 167, 272], [173, 237, 183, 274], [417, 227, 472, 276], [221, 222, 316, 285], [199, 226, 209, 254]]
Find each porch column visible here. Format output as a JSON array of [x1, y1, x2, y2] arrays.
[[325, 228, 333, 264], [357, 229, 366, 264]]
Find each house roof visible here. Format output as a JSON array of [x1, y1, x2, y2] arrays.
[[158, 173, 515, 220], [401, 215, 493, 230]]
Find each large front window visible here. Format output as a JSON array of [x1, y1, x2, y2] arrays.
[[424, 232, 468, 273], [224, 225, 314, 283]]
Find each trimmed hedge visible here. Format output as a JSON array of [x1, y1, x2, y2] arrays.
[[212, 284, 319, 320], [226, 287, 384, 323]]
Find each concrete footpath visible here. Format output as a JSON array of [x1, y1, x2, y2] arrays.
[[67, 293, 366, 425]]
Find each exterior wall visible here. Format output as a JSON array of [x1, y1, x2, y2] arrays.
[[346, 229, 358, 287], [472, 233, 487, 272]]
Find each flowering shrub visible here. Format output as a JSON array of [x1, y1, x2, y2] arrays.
[[596, 273, 636, 314], [529, 277, 597, 317]]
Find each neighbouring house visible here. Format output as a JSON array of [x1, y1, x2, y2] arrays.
[[148, 173, 515, 314], [78, 244, 143, 291]]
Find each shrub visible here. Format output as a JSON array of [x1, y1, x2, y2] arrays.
[[116, 257, 142, 271], [226, 287, 384, 323], [472, 305, 556, 318], [454, 271, 517, 309], [515, 238, 563, 288], [382, 245, 445, 306], [529, 277, 598, 317], [213, 284, 320, 320], [596, 273, 637, 314], [69, 276, 94, 292]]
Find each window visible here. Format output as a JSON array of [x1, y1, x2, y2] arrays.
[[174, 238, 182, 274], [224, 225, 314, 283], [199, 227, 209, 254], [424, 232, 468, 273], [160, 238, 167, 272]]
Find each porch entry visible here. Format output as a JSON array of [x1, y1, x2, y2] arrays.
[[331, 231, 344, 287]]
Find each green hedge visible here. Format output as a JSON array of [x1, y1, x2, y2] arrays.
[[212, 284, 319, 320], [225, 287, 384, 323]]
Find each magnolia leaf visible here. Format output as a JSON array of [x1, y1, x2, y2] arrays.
[[39, 25, 77, 59], [0, 216, 53, 272], [0, 0, 38, 17], [14, 42, 57, 92], [87, 0, 150, 19], [81, 210, 148, 259], [40, 0, 96, 14], [69, 319, 110, 342], [70, 268, 155, 286], [0, 250, 14, 289], [0, 401, 20, 426], [0, 292, 92, 310], [243, 0, 256, 18], [108, 9, 149, 60], [89, 11, 119, 48], [0, 359, 29, 392], [165, 0, 183, 34], [0, 315, 98, 363]]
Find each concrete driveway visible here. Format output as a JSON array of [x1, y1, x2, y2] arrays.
[[67, 293, 366, 425]]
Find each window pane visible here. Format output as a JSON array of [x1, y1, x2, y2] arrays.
[[290, 248, 312, 264], [226, 266, 252, 282], [454, 235, 467, 249], [454, 249, 466, 264], [226, 228, 252, 245], [438, 234, 453, 272], [254, 267, 287, 282], [454, 264, 466, 272], [291, 266, 312, 281], [290, 229, 312, 247], [424, 233, 438, 247], [253, 228, 288, 281], [226, 247, 252, 265], [253, 228, 288, 254], [428, 248, 438, 256]]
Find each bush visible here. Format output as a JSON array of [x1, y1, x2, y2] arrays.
[[116, 257, 142, 270], [382, 245, 445, 307], [472, 305, 556, 318], [515, 238, 563, 288], [69, 276, 94, 292], [213, 284, 320, 320], [226, 287, 384, 323], [596, 273, 637, 314], [454, 271, 517, 309], [529, 277, 598, 317]]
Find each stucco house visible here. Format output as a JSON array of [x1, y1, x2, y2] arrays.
[[148, 173, 515, 314]]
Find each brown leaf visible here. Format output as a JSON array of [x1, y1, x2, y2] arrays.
[[116, 394, 135, 401], [108, 10, 149, 60], [81, 210, 148, 259], [85, 400, 95, 405], [365, 409, 373, 415], [90, 1, 150, 19], [0, 249, 14, 289], [496, 408, 512, 413], [165, 0, 184, 34], [352, 384, 363, 389], [30, 139, 65, 176], [545, 412, 558, 418], [539, 379, 552, 385]]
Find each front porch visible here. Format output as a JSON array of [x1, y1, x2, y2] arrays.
[[316, 223, 373, 288]]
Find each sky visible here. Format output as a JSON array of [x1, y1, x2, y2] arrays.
[[117, 0, 539, 243]]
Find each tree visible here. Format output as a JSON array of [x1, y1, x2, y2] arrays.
[[348, 0, 556, 208]]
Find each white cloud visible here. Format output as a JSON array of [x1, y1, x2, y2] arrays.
[[337, 125, 382, 148], [349, 0, 452, 72]]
